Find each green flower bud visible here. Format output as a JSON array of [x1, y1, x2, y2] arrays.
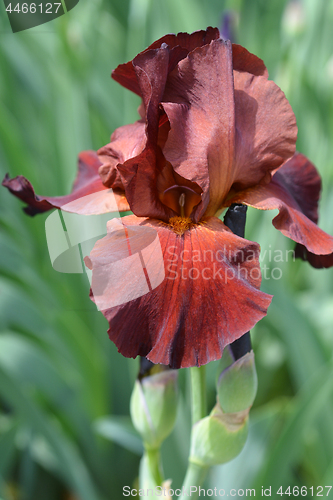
[[217, 351, 257, 413], [189, 404, 249, 467], [130, 368, 178, 449]]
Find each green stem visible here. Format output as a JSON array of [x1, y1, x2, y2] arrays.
[[145, 447, 164, 486], [190, 366, 207, 426], [180, 366, 208, 495], [182, 462, 209, 499]]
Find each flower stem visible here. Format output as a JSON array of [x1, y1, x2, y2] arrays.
[[144, 447, 164, 486], [182, 462, 209, 499], [224, 204, 252, 360], [180, 366, 208, 495], [190, 366, 207, 426]]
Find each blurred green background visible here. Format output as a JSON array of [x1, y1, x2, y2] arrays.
[[1, 0, 333, 498]]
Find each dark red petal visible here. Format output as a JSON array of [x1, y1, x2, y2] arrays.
[[232, 71, 297, 192], [147, 27, 220, 52], [274, 152, 321, 223], [294, 245, 333, 269], [98, 121, 146, 188], [232, 44, 268, 77], [117, 147, 177, 221], [2, 151, 130, 215], [275, 153, 333, 268], [162, 39, 235, 221], [132, 45, 170, 144], [87, 215, 272, 368], [228, 153, 333, 258], [111, 27, 220, 96], [114, 45, 199, 221]]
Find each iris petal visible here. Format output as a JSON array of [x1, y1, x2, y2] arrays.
[[86, 215, 272, 368], [2, 151, 130, 215], [228, 153, 333, 260]]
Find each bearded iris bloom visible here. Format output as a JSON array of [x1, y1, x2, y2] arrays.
[[3, 28, 333, 368]]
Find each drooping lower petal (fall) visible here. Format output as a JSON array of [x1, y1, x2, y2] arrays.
[[275, 153, 333, 268], [228, 153, 333, 260], [2, 150, 130, 215], [85, 215, 272, 368]]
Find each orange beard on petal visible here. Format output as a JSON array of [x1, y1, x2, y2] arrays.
[[86, 215, 273, 368], [168, 216, 194, 235]]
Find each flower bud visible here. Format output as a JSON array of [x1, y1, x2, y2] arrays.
[[217, 351, 257, 414], [189, 404, 249, 467], [130, 367, 178, 449]]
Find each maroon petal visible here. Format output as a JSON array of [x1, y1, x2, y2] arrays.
[[132, 45, 171, 144], [276, 153, 333, 268], [117, 148, 177, 221], [112, 27, 220, 97], [2, 151, 130, 215], [232, 68, 297, 192], [274, 152, 321, 223], [98, 121, 146, 188], [162, 38, 235, 221], [228, 153, 333, 259], [86, 215, 272, 368], [232, 44, 268, 78], [115, 45, 201, 221]]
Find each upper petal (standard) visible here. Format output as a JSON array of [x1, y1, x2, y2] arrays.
[[162, 39, 235, 221]]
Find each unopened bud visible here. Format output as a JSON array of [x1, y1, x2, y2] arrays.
[[217, 351, 257, 413], [189, 404, 249, 467], [130, 368, 178, 449]]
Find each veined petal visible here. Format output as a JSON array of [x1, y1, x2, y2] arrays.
[[132, 45, 170, 144], [113, 46, 181, 221], [277, 153, 333, 268], [111, 27, 220, 96], [98, 121, 146, 188], [228, 153, 333, 259], [2, 151, 130, 215], [86, 215, 272, 368], [162, 39, 235, 221], [232, 70, 297, 191], [117, 147, 177, 221]]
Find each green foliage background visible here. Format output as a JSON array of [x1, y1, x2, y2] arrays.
[[1, 0, 333, 498]]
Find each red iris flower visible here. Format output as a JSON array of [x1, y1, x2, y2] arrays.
[[3, 28, 333, 368]]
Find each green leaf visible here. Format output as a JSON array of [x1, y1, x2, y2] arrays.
[[254, 359, 333, 489], [94, 416, 143, 455]]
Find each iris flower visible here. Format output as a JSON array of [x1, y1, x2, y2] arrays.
[[3, 28, 333, 368]]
